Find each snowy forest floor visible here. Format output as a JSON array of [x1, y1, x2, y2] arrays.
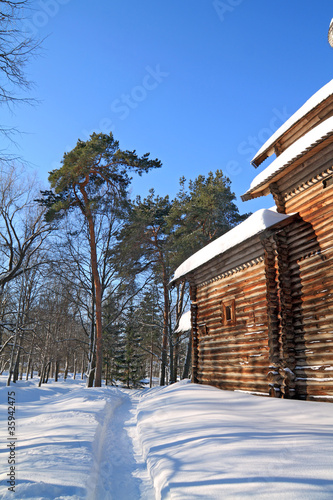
[[1, 376, 333, 500]]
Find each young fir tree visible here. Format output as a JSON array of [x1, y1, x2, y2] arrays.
[[117, 191, 172, 385], [123, 307, 145, 388], [112, 307, 145, 388], [39, 132, 161, 387], [137, 287, 163, 387], [104, 322, 124, 385]]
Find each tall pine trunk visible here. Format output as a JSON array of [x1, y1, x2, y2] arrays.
[[81, 185, 103, 388], [160, 272, 169, 386], [86, 290, 96, 387]]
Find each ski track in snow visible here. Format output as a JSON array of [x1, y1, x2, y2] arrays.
[[87, 389, 155, 500]]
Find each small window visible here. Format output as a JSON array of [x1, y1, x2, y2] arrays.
[[198, 323, 208, 336], [323, 176, 333, 189], [225, 305, 232, 321], [221, 299, 235, 326]]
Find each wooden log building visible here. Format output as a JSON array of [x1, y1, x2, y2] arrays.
[[170, 80, 333, 401]]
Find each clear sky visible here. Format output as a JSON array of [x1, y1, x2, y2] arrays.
[[2, 0, 333, 215]]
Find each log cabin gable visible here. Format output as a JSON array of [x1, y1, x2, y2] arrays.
[[242, 122, 333, 203], [251, 79, 333, 168]]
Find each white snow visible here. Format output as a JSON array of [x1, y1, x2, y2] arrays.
[[0, 375, 155, 500], [170, 209, 292, 284], [251, 79, 333, 166], [175, 310, 191, 333], [245, 115, 333, 198], [1, 375, 333, 499]]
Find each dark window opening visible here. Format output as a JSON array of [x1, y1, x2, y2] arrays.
[[198, 323, 208, 336], [323, 176, 333, 189], [221, 299, 236, 326]]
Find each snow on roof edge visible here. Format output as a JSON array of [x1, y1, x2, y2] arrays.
[[251, 79, 333, 166], [170, 209, 293, 284], [244, 115, 333, 198], [175, 310, 191, 333]]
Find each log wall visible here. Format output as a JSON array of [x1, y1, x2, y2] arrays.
[[186, 111, 333, 402], [194, 259, 270, 395], [282, 164, 333, 401]]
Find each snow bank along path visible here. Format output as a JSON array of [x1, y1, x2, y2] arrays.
[[0, 377, 154, 500], [1, 376, 333, 499], [137, 381, 333, 499]]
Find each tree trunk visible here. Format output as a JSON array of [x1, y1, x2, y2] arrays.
[[182, 330, 192, 379], [160, 274, 170, 386], [26, 358, 31, 381], [174, 336, 179, 383], [87, 292, 96, 388], [64, 356, 68, 380], [169, 329, 174, 384], [13, 347, 20, 383], [173, 282, 186, 383], [150, 333, 154, 388], [7, 286, 24, 386], [38, 363, 45, 387], [80, 185, 103, 388], [105, 355, 109, 386], [45, 361, 51, 383], [81, 353, 84, 380], [7, 329, 19, 386], [26, 331, 35, 381], [19, 355, 25, 380]]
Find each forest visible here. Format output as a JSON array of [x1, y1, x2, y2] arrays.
[[0, 1, 249, 388], [1, 154, 248, 388]]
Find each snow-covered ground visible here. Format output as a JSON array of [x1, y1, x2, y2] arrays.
[[1, 375, 333, 499]]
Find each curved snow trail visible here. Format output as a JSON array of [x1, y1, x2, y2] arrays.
[[87, 388, 155, 500]]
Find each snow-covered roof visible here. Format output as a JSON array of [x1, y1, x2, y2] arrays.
[[251, 79, 333, 167], [243, 115, 333, 201], [175, 310, 191, 333], [170, 209, 292, 284]]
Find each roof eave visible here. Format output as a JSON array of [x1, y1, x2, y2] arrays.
[[251, 82, 333, 168], [169, 212, 296, 286], [243, 130, 333, 201]]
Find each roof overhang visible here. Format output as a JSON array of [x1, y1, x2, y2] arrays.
[[242, 116, 333, 201], [251, 79, 333, 168], [169, 209, 296, 287]]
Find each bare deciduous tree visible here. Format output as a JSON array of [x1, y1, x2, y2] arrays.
[[0, 0, 40, 105], [0, 166, 50, 292]]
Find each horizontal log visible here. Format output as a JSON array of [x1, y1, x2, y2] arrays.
[[197, 376, 269, 392], [199, 367, 269, 379], [294, 369, 333, 380], [283, 147, 333, 201]]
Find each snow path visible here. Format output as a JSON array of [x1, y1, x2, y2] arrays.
[[87, 388, 155, 500], [0, 378, 155, 500], [1, 376, 333, 499]]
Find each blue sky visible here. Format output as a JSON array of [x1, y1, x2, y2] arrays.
[[3, 0, 333, 214]]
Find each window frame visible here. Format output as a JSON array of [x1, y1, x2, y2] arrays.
[[221, 299, 236, 326]]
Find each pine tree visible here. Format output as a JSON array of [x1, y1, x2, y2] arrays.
[[39, 132, 161, 386], [117, 191, 172, 385], [122, 308, 145, 388], [168, 170, 251, 267], [137, 287, 163, 387]]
